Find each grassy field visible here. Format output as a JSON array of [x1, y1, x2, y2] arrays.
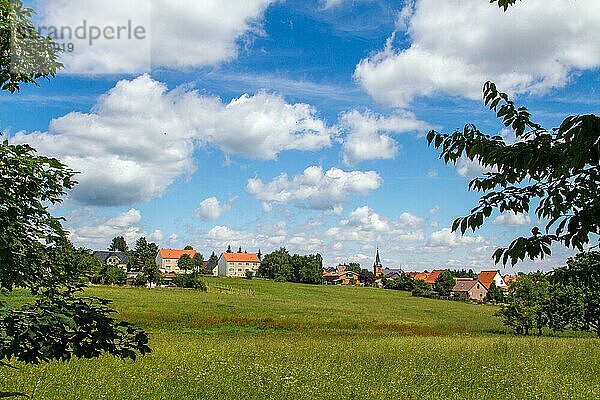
[[1, 277, 599, 399]]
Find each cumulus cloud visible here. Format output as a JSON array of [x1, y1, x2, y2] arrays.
[[195, 197, 234, 221], [355, 0, 600, 107], [246, 166, 382, 211], [426, 228, 485, 249], [67, 208, 165, 249], [12, 75, 334, 206], [326, 206, 425, 244], [493, 212, 532, 226], [36, 0, 276, 74], [339, 109, 430, 165]]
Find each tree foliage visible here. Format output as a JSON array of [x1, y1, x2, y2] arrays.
[[108, 236, 128, 252], [428, 82, 599, 266], [0, 4, 150, 370], [0, 0, 62, 92], [259, 248, 323, 284], [433, 271, 455, 296]]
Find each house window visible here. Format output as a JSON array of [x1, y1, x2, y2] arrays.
[[347, 274, 353, 279], [238, 268, 242, 272], [246, 262, 249, 266], [228, 268, 234, 273]]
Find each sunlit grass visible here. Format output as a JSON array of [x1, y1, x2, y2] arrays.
[[1, 277, 598, 399]]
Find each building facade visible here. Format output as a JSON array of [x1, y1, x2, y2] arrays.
[[92, 251, 128, 272], [156, 249, 197, 273], [217, 252, 261, 277]]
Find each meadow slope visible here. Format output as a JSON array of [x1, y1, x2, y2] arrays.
[[1, 278, 599, 399]]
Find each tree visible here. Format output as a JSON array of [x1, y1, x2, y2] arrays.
[[258, 248, 292, 281], [359, 269, 376, 287], [184, 245, 193, 250], [208, 251, 218, 263], [0, 0, 62, 93], [550, 251, 600, 336], [143, 260, 162, 288], [411, 279, 431, 297], [485, 282, 505, 303], [496, 273, 549, 335], [385, 274, 414, 292], [346, 263, 362, 274], [129, 237, 159, 272], [427, 82, 598, 266], [193, 253, 204, 273], [109, 236, 128, 252], [434, 271, 455, 296], [177, 254, 194, 274]]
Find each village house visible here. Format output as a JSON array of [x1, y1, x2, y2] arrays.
[[323, 267, 360, 285], [92, 250, 128, 272], [452, 278, 488, 302], [155, 248, 197, 274], [477, 270, 509, 291], [418, 269, 446, 286], [381, 267, 404, 280], [217, 251, 260, 277]]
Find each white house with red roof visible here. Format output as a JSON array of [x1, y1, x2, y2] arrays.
[[156, 248, 197, 273], [217, 251, 261, 278], [477, 270, 508, 290]]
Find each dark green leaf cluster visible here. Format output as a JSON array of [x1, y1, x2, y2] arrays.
[[433, 271, 455, 296], [258, 248, 324, 284], [0, 141, 76, 291], [0, 0, 62, 92], [428, 82, 599, 266], [172, 273, 207, 291], [497, 252, 600, 336], [489, 0, 521, 11], [384, 274, 414, 291], [0, 286, 150, 364]]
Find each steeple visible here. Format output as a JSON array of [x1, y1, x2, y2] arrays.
[[373, 247, 383, 278]]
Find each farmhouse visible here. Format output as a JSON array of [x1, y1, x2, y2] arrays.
[[452, 278, 488, 302], [381, 267, 404, 280], [477, 270, 508, 290], [323, 269, 360, 285], [92, 251, 128, 271], [156, 248, 197, 274], [217, 252, 260, 277]]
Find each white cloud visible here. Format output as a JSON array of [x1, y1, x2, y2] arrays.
[[246, 166, 382, 211], [455, 157, 496, 177], [327, 206, 425, 244], [493, 212, 532, 226], [355, 0, 600, 107], [339, 109, 430, 165], [427, 228, 485, 249], [195, 197, 234, 221], [67, 208, 151, 249], [12, 75, 334, 206], [36, 0, 276, 74]]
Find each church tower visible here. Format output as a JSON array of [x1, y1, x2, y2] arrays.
[[373, 247, 383, 278]]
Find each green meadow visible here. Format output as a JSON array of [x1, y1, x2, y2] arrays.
[[2, 277, 599, 399]]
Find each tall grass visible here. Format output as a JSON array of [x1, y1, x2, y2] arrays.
[[1, 278, 598, 399]]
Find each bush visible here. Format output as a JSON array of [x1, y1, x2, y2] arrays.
[[133, 274, 148, 287], [245, 271, 254, 280], [411, 280, 431, 297], [172, 273, 207, 291]]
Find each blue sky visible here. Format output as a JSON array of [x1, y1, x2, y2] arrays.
[[3, 0, 599, 272]]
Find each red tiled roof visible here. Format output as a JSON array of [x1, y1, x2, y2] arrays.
[[477, 270, 500, 290], [222, 253, 260, 263], [424, 269, 446, 284], [413, 272, 430, 281], [159, 249, 196, 259]]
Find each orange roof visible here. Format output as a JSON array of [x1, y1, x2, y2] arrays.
[[477, 270, 500, 290], [222, 252, 260, 263], [159, 249, 196, 259], [413, 272, 430, 281], [424, 269, 446, 284]]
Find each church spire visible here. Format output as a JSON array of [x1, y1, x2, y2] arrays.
[[373, 247, 383, 278]]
